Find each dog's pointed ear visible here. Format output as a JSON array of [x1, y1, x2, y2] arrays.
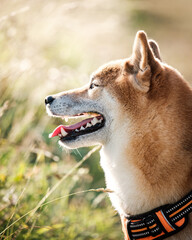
[[149, 40, 162, 61], [132, 31, 153, 71], [128, 31, 158, 92]]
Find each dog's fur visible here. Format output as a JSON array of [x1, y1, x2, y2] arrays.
[[46, 31, 192, 239]]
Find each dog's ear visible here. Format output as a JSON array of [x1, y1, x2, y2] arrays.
[[127, 31, 159, 92], [149, 40, 162, 61]]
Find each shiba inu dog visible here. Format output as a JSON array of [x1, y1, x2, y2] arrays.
[[45, 31, 192, 239]]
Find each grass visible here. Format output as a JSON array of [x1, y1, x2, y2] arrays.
[[0, 146, 119, 240], [0, 0, 192, 239]]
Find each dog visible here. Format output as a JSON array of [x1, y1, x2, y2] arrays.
[[45, 31, 192, 240]]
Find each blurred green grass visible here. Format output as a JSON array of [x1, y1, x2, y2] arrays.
[[0, 0, 192, 239]]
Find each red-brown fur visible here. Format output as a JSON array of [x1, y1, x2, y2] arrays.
[[93, 31, 192, 239]]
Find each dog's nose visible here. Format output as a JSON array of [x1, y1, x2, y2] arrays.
[[45, 95, 55, 105]]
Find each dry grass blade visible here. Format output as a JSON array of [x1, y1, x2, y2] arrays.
[[0, 6, 30, 23], [40, 188, 114, 208], [0, 101, 9, 119]]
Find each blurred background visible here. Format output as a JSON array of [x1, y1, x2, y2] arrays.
[[0, 0, 192, 239]]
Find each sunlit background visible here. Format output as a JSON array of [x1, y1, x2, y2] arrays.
[[0, 0, 192, 239]]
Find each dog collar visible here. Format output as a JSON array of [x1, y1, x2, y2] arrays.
[[121, 191, 192, 240]]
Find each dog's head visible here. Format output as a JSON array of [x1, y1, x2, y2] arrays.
[[45, 31, 191, 151]]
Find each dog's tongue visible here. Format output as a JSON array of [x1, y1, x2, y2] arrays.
[[49, 125, 66, 138], [49, 117, 94, 138]]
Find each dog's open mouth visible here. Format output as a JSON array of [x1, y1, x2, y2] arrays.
[[49, 112, 105, 141]]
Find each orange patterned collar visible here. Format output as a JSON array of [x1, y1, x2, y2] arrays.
[[121, 191, 192, 240]]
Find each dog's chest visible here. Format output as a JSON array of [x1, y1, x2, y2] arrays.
[[100, 145, 143, 215]]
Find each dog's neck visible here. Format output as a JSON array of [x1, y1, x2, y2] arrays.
[[100, 124, 192, 216]]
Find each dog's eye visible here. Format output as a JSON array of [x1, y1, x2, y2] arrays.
[[90, 82, 99, 89]]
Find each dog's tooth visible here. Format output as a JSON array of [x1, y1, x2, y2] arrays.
[[58, 134, 62, 137], [75, 129, 79, 132], [91, 117, 98, 126], [61, 128, 67, 137], [98, 118, 102, 123], [80, 126, 85, 131], [86, 123, 92, 128]]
